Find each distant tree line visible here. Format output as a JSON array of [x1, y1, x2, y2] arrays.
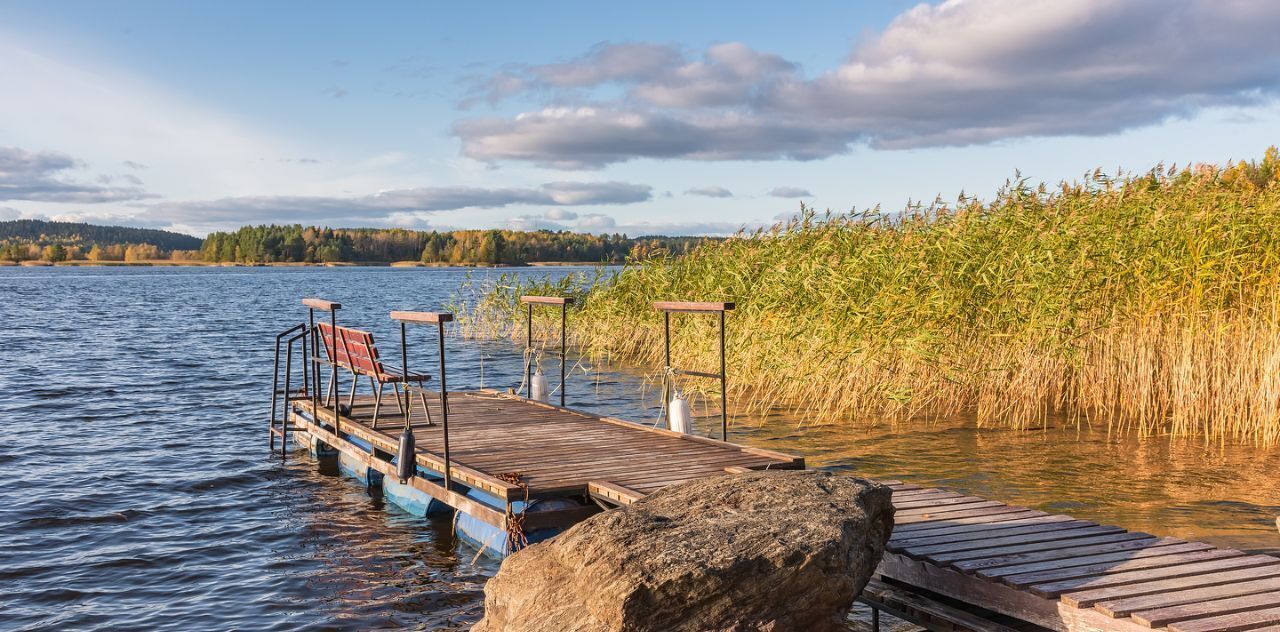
[[198, 225, 711, 264], [0, 219, 714, 265], [0, 219, 202, 262]]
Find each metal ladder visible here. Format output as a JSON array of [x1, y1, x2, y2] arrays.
[[269, 322, 310, 461]]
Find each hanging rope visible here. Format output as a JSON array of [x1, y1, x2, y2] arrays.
[[516, 347, 543, 396], [496, 471, 530, 553]]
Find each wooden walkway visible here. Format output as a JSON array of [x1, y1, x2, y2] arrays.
[[288, 389, 804, 528], [876, 481, 1280, 632]]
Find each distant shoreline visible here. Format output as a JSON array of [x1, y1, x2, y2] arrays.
[[1, 259, 612, 268]]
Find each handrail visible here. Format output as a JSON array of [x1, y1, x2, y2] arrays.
[[520, 295, 574, 407], [302, 298, 341, 312], [391, 310, 453, 490], [653, 301, 734, 313], [270, 323, 309, 461], [655, 299, 733, 441], [389, 310, 454, 324]]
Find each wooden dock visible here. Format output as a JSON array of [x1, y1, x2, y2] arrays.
[[287, 391, 1278, 632], [288, 389, 805, 531], [875, 481, 1280, 632]]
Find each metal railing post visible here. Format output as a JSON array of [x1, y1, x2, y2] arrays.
[[437, 319, 451, 491], [330, 308, 339, 437], [309, 308, 318, 429], [663, 311, 672, 406], [560, 302, 567, 407], [719, 310, 727, 442], [525, 303, 533, 398]]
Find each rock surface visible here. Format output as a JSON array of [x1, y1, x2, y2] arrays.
[[472, 470, 894, 632]]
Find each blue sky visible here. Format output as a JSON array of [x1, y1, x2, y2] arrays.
[[2, 0, 1279, 236]]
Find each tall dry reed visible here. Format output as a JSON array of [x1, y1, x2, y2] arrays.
[[455, 149, 1280, 445]]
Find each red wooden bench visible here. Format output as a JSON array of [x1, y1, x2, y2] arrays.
[[317, 322, 432, 427]]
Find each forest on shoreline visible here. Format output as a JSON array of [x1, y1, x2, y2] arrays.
[[0, 220, 710, 265]]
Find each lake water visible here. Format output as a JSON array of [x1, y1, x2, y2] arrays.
[[2, 266, 1277, 631]]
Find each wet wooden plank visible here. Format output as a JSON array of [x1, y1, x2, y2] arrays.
[[1133, 591, 1280, 628], [891, 514, 1079, 543], [897, 504, 1037, 526], [1166, 605, 1280, 632], [931, 532, 1157, 566], [1062, 565, 1280, 609], [977, 542, 1220, 581], [999, 548, 1246, 589], [950, 536, 1173, 574], [893, 509, 1050, 535], [903, 524, 1126, 560], [1095, 577, 1280, 618], [895, 500, 1008, 516], [1027, 555, 1280, 598], [891, 519, 1099, 550]]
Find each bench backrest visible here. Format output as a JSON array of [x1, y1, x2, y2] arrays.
[[317, 322, 386, 378]]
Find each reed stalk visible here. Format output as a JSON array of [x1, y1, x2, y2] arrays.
[[455, 149, 1280, 446]]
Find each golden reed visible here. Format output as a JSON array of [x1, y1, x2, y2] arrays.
[[457, 150, 1280, 446]]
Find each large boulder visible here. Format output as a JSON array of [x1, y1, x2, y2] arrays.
[[472, 470, 894, 632]]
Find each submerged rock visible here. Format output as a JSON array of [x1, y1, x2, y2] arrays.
[[472, 470, 894, 632]]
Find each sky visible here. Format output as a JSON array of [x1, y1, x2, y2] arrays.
[[2, 0, 1279, 237]]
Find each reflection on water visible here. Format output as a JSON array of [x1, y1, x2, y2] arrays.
[[0, 266, 1276, 631]]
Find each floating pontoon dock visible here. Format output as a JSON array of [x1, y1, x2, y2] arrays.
[[287, 389, 805, 530], [269, 296, 1279, 632], [868, 481, 1280, 632]]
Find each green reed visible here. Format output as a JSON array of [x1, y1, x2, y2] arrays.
[[462, 149, 1280, 446]]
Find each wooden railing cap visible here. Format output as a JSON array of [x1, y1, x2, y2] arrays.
[[390, 310, 454, 324], [303, 297, 342, 311], [520, 295, 575, 306], [653, 300, 735, 313]]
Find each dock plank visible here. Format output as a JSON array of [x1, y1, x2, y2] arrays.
[[1133, 591, 1280, 628], [1027, 555, 1280, 598], [999, 548, 1247, 589], [1062, 566, 1280, 609], [1095, 577, 1280, 618], [1166, 605, 1280, 632]]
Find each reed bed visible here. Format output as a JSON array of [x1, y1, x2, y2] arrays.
[[456, 150, 1280, 445]]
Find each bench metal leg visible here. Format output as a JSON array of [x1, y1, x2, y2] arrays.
[[346, 373, 358, 411], [419, 388, 433, 426], [324, 372, 336, 406], [371, 379, 384, 428], [392, 383, 407, 417]]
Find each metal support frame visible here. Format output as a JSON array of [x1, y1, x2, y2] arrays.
[[519, 295, 574, 407], [654, 301, 735, 441], [270, 323, 309, 461], [391, 310, 454, 490]]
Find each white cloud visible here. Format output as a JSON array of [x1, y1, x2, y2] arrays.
[[685, 185, 733, 198], [0, 146, 155, 203], [456, 0, 1280, 167], [768, 186, 812, 198], [546, 208, 578, 220], [142, 181, 652, 232]]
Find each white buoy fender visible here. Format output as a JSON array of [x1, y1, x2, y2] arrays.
[[668, 392, 691, 434], [530, 371, 549, 403], [396, 426, 416, 483]]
